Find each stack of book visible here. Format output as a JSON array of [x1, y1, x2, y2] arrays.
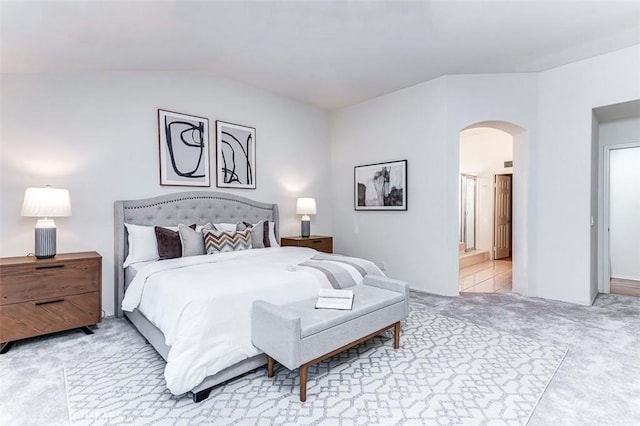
[[315, 288, 354, 310]]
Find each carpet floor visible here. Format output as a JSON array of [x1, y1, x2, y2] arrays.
[[63, 306, 565, 425], [1, 291, 639, 425]]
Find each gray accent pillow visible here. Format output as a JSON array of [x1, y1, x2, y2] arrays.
[[179, 222, 213, 257], [238, 220, 270, 248]]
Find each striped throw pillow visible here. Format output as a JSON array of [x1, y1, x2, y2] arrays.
[[203, 229, 252, 254]]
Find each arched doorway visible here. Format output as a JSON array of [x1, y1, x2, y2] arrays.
[[458, 121, 530, 297]]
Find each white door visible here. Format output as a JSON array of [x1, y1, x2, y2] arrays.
[[494, 174, 512, 259]]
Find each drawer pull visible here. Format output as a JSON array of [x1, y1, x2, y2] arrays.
[[35, 299, 64, 306], [35, 265, 65, 270], [311, 240, 322, 244]]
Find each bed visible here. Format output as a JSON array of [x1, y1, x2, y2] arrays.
[[114, 191, 384, 402]]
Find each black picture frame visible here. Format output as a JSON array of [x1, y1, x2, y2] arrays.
[[158, 109, 210, 187], [215, 121, 256, 189], [354, 160, 407, 211]]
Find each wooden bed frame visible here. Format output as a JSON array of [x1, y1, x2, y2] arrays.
[[114, 191, 279, 402]]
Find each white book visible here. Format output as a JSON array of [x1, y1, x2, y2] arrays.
[[315, 288, 354, 310], [318, 289, 353, 299]]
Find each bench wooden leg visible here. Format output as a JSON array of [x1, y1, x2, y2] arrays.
[[300, 363, 309, 402], [0, 341, 14, 354], [267, 356, 274, 378], [394, 321, 400, 349], [268, 322, 401, 402]]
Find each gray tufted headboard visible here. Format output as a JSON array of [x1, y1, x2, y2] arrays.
[[114, 191, 279, 317]]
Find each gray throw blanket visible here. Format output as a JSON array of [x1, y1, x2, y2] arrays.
[[297, 253, 384, 289]]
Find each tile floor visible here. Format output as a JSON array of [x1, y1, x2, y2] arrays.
[[459, 258, 512, 293]]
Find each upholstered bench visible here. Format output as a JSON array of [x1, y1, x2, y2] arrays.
[[251, 275, 409, 401]]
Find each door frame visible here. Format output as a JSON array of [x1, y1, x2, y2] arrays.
[[460, 174, 477, 252], [600, 142, 640, 293]]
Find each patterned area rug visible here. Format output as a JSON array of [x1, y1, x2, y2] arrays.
[[65, 304, 566, 425]]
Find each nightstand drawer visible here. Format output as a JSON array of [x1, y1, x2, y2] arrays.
[[281, 236, 333, 254], [305, 238, 332, 253], [0, 259, 100, 305], [0, 291, 101, 342]]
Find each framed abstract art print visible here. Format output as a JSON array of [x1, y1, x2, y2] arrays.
[[216, 121, 256, 189], [158, 109, 210, 187], [354, 160, 407, 211]]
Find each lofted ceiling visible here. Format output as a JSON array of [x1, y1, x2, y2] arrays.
[[2, 0, 640, 110]]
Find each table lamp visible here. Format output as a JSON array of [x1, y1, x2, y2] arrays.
[[296, 197, 316, 238], [21, 186, 72, 259]]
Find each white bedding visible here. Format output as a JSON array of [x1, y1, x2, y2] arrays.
[[125, 260, 156, 286], [121, 246, 379, 395]]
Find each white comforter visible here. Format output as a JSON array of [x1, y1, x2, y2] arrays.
[[121, 247, 376, 395]]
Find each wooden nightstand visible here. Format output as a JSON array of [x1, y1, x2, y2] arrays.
[[281, 236, 333, 254], [0, 251, 102, 354]]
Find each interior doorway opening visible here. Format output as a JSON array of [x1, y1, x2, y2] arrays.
[[458, 124, 520, 294], [593, 100, 640, 300], [608, 145, 640, 297]]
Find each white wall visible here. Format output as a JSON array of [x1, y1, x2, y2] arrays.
[[330, 77, 450, 294], [330, 74, 536, 297], [537, 45, 640, 305], [599, 116, 640, 151], [0, 71, 331, 315], [331, 44, 640, 305], [459, 128, 513, 175]]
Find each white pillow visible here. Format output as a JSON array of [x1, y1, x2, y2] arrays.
[[214, 222, 238, 232], [268, 222, 279, 247], [123, 223, 159, 268], [123, 223, 206, 267]]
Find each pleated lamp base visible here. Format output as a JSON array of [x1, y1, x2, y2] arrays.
[[35, 227, 56, 259]]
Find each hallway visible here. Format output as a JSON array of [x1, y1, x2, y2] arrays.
[[459, 259, 512, 293]]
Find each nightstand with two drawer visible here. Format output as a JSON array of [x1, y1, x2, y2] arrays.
[[0, 251, 102, 353]]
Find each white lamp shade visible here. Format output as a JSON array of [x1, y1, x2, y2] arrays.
[[296, 197, 317, 215], [21, 186, 72, 217]]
